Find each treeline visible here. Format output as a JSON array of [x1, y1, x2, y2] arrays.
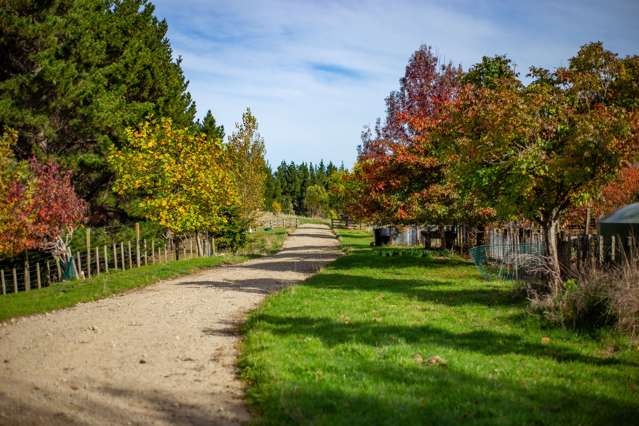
[[0, 0, 267, 266], [264, 161, 348, 218], [346, 42, 639, 332]]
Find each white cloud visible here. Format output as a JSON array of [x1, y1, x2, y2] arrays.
[[152, 0, 639, 167]]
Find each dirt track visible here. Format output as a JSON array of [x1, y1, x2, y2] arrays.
[[0, 224, 340, 425]]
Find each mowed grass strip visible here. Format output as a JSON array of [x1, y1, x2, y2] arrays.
[[0, 227, 291, 322], [240, 230, 639, 426]]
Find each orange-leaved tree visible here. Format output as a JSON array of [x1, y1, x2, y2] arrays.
[[446, 43, 639, 287], [348, 46, 492, 227]]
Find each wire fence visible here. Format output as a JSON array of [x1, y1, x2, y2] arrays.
[[0, 219, 299, 296], [469, 234, 639, 281]]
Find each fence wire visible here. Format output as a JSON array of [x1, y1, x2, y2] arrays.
[[469, 243, 546, 280]]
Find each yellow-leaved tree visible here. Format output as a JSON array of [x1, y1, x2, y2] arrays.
[[225, 108, 267, 226], [108, 118, 238, 241]]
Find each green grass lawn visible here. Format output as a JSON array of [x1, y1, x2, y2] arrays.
[[240, 230, 639, 426], [0, 227, 291, 322], [243, 227, 291, 255]]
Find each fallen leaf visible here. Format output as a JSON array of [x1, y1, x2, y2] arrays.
[[427, 355, 448, 367], [541, 336, 551, 344]]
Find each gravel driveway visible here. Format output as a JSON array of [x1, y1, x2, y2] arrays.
[[0, 224, 340, 425]]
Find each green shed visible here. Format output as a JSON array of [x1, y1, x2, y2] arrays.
[[598, 203, 639, 239]]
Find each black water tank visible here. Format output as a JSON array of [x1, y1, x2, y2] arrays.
[[373, 227, 391, 246]]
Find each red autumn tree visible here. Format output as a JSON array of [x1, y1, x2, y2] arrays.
[[348, 45, 492, 226], [27, 158, 87, 263], [0, 132, 86, 263]]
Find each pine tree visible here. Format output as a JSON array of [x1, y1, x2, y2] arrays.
[[196, 110, 225, 141], [0, 0, 196, 220]]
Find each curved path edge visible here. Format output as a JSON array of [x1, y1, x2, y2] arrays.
[[0, 224, 340, 425]]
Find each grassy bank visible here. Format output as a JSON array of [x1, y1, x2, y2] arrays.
[[240, 230, 639, 425], [0, 227, 291, 322]]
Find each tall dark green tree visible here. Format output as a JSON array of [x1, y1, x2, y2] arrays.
[[196, 110, 225, 141], [265, 160, 347, 216], [0, 0, 196, 220]]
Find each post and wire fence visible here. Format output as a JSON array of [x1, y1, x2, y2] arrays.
[[469, 227, 639, 280], [0, 223, 222, 296]]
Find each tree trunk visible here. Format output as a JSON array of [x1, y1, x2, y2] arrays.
[[542, 218, 562, 293], [439, 226, 446, 250], [196, 232, 203, 257], [174, 239, 180, 261]]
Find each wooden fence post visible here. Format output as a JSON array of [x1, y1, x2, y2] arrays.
[[36, 262, 41, 289], [24, 257, 30, 291], [55, 258, 62, 281], [86, 228, 91, 278], [104, 245, 109, 273], [95, 247, 100, 276], [599, 235, 605, 266], [120, 242, 125, 270], [611, 236, 616, 263], [128, 240, 133, 269], [212, 237, 217, 256], [12, 268, 18, 293], [113, 243, 118, 270], [135, 223, 141, 268], [144, 239, 148, 265], [189, 237, 193, 259], [151, 239, 155, 264], [164, 245, 168, 263], [1, 269, 5, 295], [74, 251, 80, 278], [46, 261, 51, 286]]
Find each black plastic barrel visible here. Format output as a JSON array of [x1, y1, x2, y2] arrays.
[[373, 227, 391, 246]]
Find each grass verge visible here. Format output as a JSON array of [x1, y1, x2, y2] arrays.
[[240, 230, 639, 425], [0, 227, 291, 322]]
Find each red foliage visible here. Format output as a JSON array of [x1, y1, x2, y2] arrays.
[[566, 165, 639, 228], [0, 158, 86, 258], [600, 165, 639, 214], [28, 158, 87, 249], [0, 180, 37, 256], [349, 46, 467, 224]]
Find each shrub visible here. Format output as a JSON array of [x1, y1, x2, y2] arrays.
[[529, 260, 639, 336]]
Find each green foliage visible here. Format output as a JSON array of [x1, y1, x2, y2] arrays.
[[461, 54, 519, 89], [445, 42, 639, 277], [304, 184, 328, 217], [69, 221, 166, 252], [108, 118, 237, 235], [0, 0, 196, 217], [196, 109, 225, 141], [265, 160, 346, 217], [211, 207, 249, 253], [225, 108, 267, 224], [240, 231, 639, 425]]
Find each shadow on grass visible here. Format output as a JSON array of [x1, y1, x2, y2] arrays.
[[243, 358, 638, 426], [330, 250, 474, 270], [246, 314, 635, 368], [305, 272, 521, 308]]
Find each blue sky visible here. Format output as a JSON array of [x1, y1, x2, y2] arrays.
[[151, 0, 639, 167]]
